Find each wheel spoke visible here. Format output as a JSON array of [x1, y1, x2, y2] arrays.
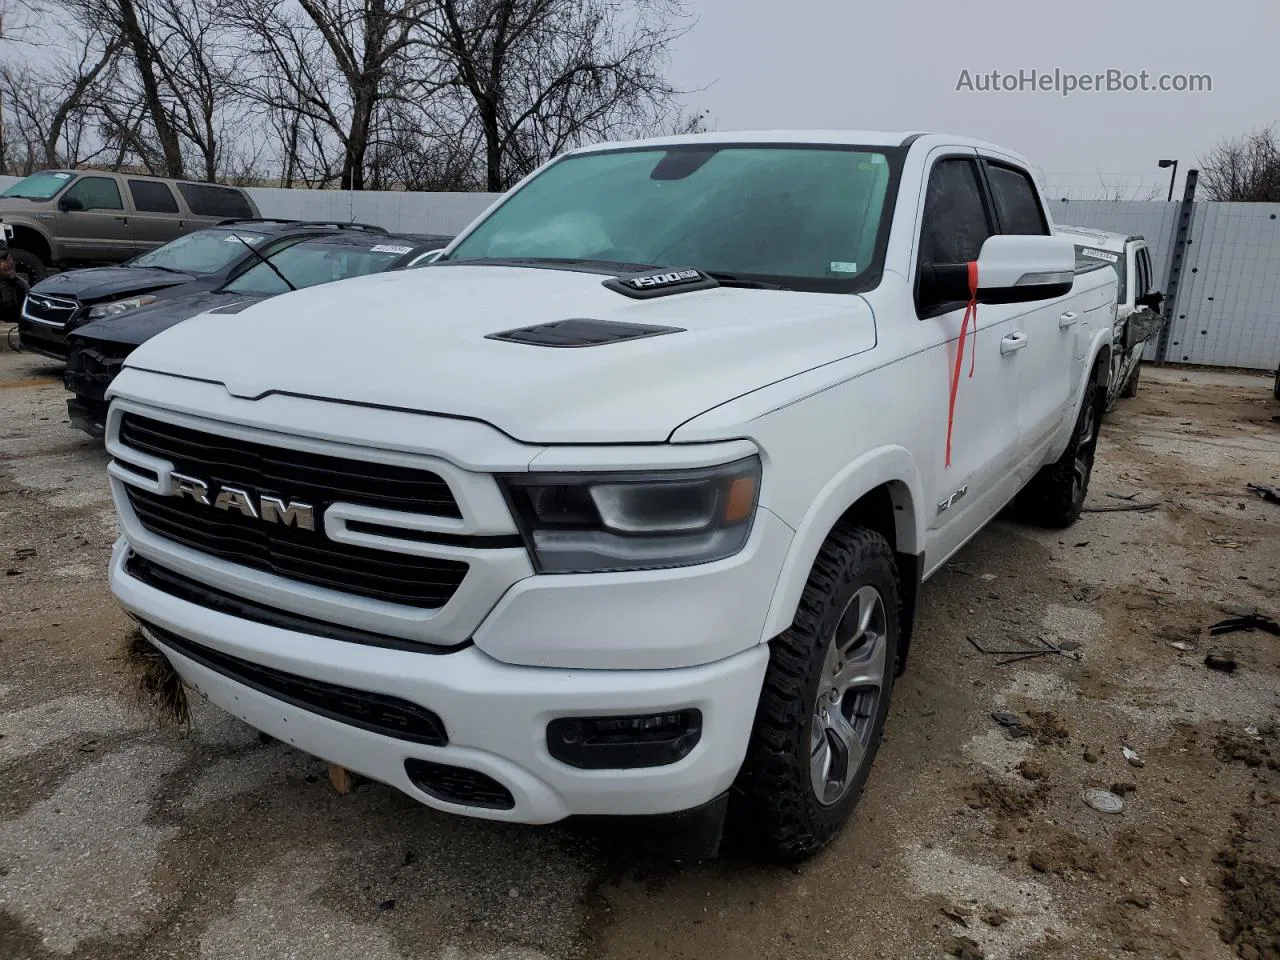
[[826, 709, 865, 792], [836, 630, 887, 690]]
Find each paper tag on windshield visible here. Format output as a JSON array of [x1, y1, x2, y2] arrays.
[[829, 261, 858, 274], [1080, 247, 1118, 263], [371, 244, 413, 255], [53, 172, 73, 179], [225, 234, 264, 244]]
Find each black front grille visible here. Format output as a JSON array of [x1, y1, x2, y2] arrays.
[[119, 413, 461, 517], [117, 413, 468, 608], [404, 759, 514, 809], [65, 343, 130, 400], [125, 486, 468, 608], [140, 620, 448, 745], [23, 293, 79, 326]]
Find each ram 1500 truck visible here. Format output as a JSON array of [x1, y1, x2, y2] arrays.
[[105, 131, 1117, 861]]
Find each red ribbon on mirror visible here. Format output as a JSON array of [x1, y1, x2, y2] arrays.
[[945, 260, 980, 469]]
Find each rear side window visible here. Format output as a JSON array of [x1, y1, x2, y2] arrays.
[[176, 183, 254, 219], [986, 163, 1049, 235], [129, 179, 180, 213], [918, 158, 991, 264], [63, 176, 123, 211]]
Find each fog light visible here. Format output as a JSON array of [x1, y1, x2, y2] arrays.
[[546, 710, 702, 769]]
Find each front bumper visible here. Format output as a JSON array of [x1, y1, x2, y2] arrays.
[[110, 540, 771, 822], [67, 396, 107, 437], [17, 319, 70, 360]]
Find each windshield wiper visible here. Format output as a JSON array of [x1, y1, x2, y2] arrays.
[[445, 256, 663, 272], [703, 271, 791, 291], [230, 233, 296, 292], [141, 265, 190, 275]]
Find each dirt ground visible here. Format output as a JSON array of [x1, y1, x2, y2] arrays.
[[1, 343, 1278, 960]]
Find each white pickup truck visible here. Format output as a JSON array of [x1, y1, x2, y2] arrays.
[[105, 131, 1117, 861], [1057, 225, 1164, 410]]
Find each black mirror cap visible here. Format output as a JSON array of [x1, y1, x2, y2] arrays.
[[919, 262, 1072, 310]]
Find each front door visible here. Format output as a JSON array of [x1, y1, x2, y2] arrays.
[[54, 176, 134, 261], [916, 154, 1023, 565]]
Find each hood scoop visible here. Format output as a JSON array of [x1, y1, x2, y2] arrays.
[[485, 317, 684, 348]]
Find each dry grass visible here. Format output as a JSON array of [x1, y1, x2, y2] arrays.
[[119, 628, 190, 729]]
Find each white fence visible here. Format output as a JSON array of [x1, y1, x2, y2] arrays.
[[5, 174, 1279, 371]]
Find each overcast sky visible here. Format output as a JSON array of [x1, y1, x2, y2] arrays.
[[665, 0, 1278, 200]]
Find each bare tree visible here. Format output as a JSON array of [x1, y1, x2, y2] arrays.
[[1198, 126, 1280, 202], [428, 0, 694, 191]]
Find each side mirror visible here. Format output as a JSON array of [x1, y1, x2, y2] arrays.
[[1136, 290, 1165, 312], [58, 196, 84, 213], [921, 235, 1076, 309]]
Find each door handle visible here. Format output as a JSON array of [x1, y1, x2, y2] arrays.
[[1059, 311, 1079, 328], [1000, 333, 1028, 355]]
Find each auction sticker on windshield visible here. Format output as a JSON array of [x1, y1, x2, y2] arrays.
[[371, 244, 413, 254], [224, 234, 265, 244]]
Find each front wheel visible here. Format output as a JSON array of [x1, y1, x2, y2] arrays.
[[729, 525, 899, 862], [1016, 378, 1101, 528], [6, 248, 47, 286]]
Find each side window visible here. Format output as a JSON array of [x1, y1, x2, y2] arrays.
[[63, 176, 123, 212], [129, 180, 180, 213], [918, 158, 992, 266], [176, 183, 254, 219], [985, 163, 1049, 235]]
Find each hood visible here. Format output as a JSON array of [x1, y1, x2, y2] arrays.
[[31, 265, 197, 304], [124, 265, 879, 444], [71, 290, 265, 346]]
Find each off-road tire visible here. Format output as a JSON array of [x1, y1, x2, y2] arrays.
[[1016, 379, 1102, 529], [7, 248, 46, 286], [728, 525, 899, 862], [1120, 362, 1140, 399]]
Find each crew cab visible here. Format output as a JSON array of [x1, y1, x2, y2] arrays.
[[18, 219, 398, 361], [104, 131, 1116, 861], [1058, 226, 1164, 411], [64, 231, 450, 436]]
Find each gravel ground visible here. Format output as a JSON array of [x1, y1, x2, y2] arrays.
[[1, 343, 1278, 960]]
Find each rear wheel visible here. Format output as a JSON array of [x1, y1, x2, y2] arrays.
[[1017, 377, 1101, 529], [6, 248, 46, 286], [730, 525, 899, 862]]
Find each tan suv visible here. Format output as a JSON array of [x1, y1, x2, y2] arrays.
[[0, 170, 260, 284]]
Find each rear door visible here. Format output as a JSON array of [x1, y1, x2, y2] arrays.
[[127, 179, 187, 251], [53, 175, 134, 261], [979, 157, 1075, 466]]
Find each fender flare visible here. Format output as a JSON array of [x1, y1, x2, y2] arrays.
[[760, 444, 924, 640], [3, 217, 56, 261]]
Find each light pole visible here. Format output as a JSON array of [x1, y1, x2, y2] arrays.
[[1158, 159, 1179, 202]]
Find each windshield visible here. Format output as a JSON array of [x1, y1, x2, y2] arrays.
[[222, 238, 413, 295], [129, 229, 268, 274], [2, 171, 76, 200], [445, 144, 899, 292], [1074, 244, 1127, 302]]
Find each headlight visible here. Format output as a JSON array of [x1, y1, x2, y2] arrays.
[[501, 456, 761, 573], [88, 295, 157, 319]]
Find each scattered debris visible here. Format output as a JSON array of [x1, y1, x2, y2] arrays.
[[942, 934, 986, 959], [968, 634, 1081, 666], [13, 547, 36, 560], [1246, 482, 1280, 505], [980, 908, 1009, 928], [1209, 611, 1280, 638], [1204, 650, 1239, 673], [941, 900, 979, 926], [378, 899, 396, 912], [1121, 893, 1153, 909], [1210, 537, 1244, 548], [1244, 725, 1263, 741], [1168, 640, 1195, 652], [1083, 788, 1125, 814], [1016, 758, 1048, 781], [1122, 745, 1145, 768], [328, 763, 354, 795], [1082, 499, 1160, 513], [1082, 749, 1099, 763], [1178, 876, 1191, 888], [1111, 782, 1138, 796], [991, 711, 1030, 739]]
